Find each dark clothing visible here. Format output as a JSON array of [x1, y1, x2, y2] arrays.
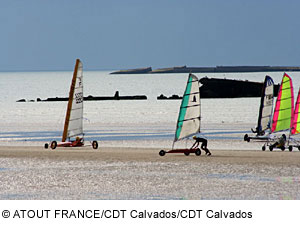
[[191, 137, 211, 155], [270, 135, 286, 149]]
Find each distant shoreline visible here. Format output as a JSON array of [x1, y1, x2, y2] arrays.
[[110, 65, 300, 74]]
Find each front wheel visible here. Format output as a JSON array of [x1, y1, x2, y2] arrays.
[[92, 140, 98, 149], [244, 134, 248, 142], [50, 141, 57, 149], [288, 146, 293, 152], [184, 152, 190, 156], [44, 143, 49, 149], [159, 150, 166, 156], [195, 148, 201, 156], [262, 145, 266, 151], [269, 146, 273, 151], [281, 146, 285, 151]]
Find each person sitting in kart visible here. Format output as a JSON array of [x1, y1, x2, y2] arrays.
[[191, 136, 211, 156], [72, 136, 84, 146], [270, 134, 286, 149]]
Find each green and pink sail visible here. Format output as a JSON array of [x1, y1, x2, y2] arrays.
[[271, 73, 294, 133], [291, 88, 300, 135]]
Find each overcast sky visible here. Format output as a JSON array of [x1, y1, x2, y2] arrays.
[[0, 0, 299, 71]]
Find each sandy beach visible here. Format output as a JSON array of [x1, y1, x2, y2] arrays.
[[0, 146, 299, 200]]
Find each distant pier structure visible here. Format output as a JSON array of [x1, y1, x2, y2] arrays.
[[111, 65, 300, 74]]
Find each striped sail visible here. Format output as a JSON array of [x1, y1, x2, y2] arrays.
[[257, 76, 274, 134], [291, 88, 300, 135], [271, 73, 294, 133], [62, 59, 84, 141], [174, 74, 200, 142]]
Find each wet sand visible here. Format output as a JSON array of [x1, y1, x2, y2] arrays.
[[0, 146, 299, 165], [0, 146, 299, 200]]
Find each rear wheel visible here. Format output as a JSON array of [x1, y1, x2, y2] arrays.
[[184, 152, 190, 156], [288, 146, 293, 152], [195, 148, 201, 156], [50, 141, 57, 149], [269, 146, 273, 151], [44, 143, 49, 149], [92, 141, 98, 149], [244, 134, 248, 141], [262, 146, 266, 151], [281, 146, 285, 151], [159, 150, 166, 156]]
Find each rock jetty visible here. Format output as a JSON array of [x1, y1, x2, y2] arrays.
[[17, 91, 147, 102]]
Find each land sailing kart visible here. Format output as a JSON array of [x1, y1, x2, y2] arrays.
[[261, 140, 286, 151], [44, 138, 98, 150], [287, 137, 300, 152], [158, 74, 209, 157], [44, 59, 99, 151], [159, 148, 201, 156]]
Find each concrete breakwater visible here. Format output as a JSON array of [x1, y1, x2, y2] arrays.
[[111, 65, 300, 74]]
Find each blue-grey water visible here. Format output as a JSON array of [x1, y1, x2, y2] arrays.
[[1, 71, 300, 147]]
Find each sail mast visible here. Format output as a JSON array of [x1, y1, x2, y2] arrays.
[[257, 77, 268, 132], [62, 59, 80, 142]]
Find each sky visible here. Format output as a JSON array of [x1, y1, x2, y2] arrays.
[[0, 0, 300, 71]]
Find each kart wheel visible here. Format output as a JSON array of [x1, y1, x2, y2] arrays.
[[288, 146, 293, 152], [159, 150, 166, 156], [44, 143, 49, 149], [195, 148, 201, 156], [269, 146, 273, 151], [184, 152, 190, 156], [50, 141, 57, 149], [92, 140, 98, 149], [244, 134, 248, 141], [281, 146, 285, 151], [262, 146, 266, 151], [298, 146, 300, 151]]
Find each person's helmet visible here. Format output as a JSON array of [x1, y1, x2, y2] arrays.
[[193, 136, 197, 139], [76, 136, 80, 141], [282, 134, 286, 140]]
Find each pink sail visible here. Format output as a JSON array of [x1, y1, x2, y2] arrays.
[[291, 88, 300, 135]]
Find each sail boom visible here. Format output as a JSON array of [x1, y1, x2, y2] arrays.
[[180, 104, 201, 109], [183, 91, 200, 96], [175, 132, 199, 142], [178, 116, 201, 123]]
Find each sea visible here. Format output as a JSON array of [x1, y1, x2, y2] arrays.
[[1, 70, 300, 149], [1, 71, 300, 201]]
